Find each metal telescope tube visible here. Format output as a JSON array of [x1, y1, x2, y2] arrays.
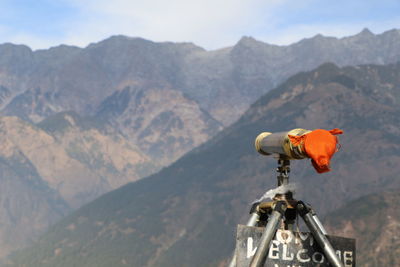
[[255, 129, 310, 159]]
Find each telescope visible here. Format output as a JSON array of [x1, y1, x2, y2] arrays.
[[255, 128, 343, 173], [227, 128, 347, 267]]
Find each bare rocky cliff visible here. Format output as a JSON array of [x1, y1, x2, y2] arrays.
[[0, 113, 157, 257], [96, 86, 222, 164]]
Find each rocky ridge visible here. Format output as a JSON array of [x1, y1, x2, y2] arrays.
[[0, 113, 157, 257], [1, 29, 400, 164]]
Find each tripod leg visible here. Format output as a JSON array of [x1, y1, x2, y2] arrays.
[[297, 202, 344, 267], [249, 201, 286, 267], [228, 203, 261, 267]]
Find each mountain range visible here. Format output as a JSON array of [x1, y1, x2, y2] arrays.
[[0, 28, 399, 262], [6, 61, 400, 266], [1, 29, 400, 165]]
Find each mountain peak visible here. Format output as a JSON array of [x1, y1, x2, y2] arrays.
[[236, 36, 259, 46], [313, 33, 324, 39], [87, 35, 152, 49], [233, 36, 278, 51], [357, 28, 374, 37]]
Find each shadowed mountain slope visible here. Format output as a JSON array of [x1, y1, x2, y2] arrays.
[[7, 62, 400, 266], [324, 190, 400, 267]]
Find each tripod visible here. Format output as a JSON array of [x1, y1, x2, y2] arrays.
[[228, 158, 344, 267]]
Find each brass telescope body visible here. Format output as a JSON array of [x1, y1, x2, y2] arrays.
[[254, 128, 311, 160]]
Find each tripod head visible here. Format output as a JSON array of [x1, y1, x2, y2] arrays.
[[274, 157, 293, 201], [276, 157, 290, 186]]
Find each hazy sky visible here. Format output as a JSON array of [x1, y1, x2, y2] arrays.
[[0, 0, 399, 50]]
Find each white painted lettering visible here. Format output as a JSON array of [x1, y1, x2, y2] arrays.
[[297, 232, 310, 242], [344, 251, 353, 267], [277, 230, 294, 244], [336, 250, 342, 260], [268, 240, 280, 259], [312, 252, 325, 263], [282, 244, 294, 261], [296, 232, 314, 246], [246, 237, 257, 258], [296, 249, 310, 263]]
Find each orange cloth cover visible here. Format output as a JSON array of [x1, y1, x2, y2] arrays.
[[288, 128, 343, 173]]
